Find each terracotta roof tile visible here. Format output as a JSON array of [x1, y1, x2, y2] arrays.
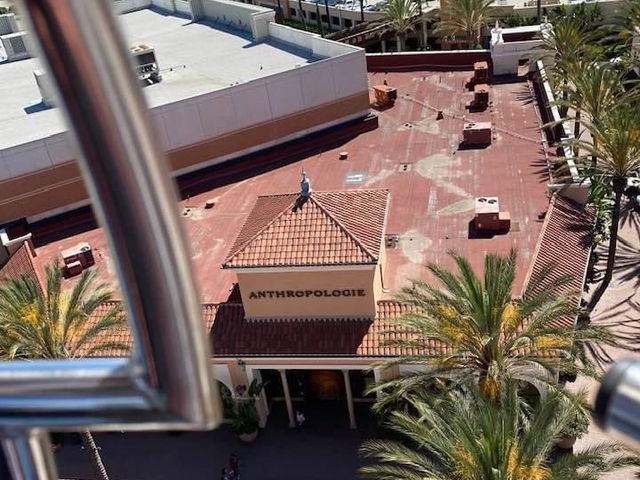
[[81, 300, 429, 358], [0, 242, 40, 284], [524, 194, 595, 328], [56, 196, 595, 359], [223, 190, 389, 268]]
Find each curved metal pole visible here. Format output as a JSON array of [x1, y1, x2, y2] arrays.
[[2, 432, 58, 480], [18, 0, 218, 426]]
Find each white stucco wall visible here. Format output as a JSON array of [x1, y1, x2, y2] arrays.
[[149, 41, 366, 152], [201, 0, 275, 40], [490, 24, 542, 76], [113, 0, 153, 14]]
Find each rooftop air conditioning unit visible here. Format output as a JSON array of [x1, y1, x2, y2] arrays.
[[385, 234, 399, 249], [1, 31, 31, 62], [0, 13, 18, 36], [130, 43, 162, 83]]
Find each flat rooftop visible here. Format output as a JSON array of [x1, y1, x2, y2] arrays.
[[27, 70, 550, 302], [0, 7, 317, 149]]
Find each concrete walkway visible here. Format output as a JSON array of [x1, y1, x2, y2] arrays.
[[56, 402, 377, 480], [570, 203, 640, 479]]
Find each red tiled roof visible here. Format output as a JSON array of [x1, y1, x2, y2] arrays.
[[0, 242, 40, 284], [223, 190, 389, 268], [81, 302, 131, 357], [82, 300, 419, 358], [61, 196, 596, 359], [523, 193, 595, 327]]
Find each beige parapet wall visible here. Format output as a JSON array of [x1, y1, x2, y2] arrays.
[[236, 268, 381, 319]]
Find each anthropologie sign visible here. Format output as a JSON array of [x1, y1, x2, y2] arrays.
[[248, 289, 366, 299]]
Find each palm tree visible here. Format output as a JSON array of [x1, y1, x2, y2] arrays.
[[381, 0, 419, 51], [324, 0, 331, 31], [435, 0, 493, 49], [538, 17, 595, 117], [371, 251, 619, 404], [360, 380, 640, 480], [569, 107, 640, 311], [0, 262, 127, 480], [558, 61, 628, 164], [298, 0, 306, 27], [315, 1, 324, 36]]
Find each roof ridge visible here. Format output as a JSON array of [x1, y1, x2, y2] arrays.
[[223, 196, 299, 265], [256, 189, 389, 199], [256, 193, 299, 199], [202, 302, 245, 307], [310, 195, 378, 262]]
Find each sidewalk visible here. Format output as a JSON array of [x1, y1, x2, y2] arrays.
[[56, 402, 376, 480], [570, 204, 640, 479]]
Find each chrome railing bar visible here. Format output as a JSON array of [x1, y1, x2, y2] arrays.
[[2, 432, 58, 480], [13, 0, 218, 425], [0, 359, 133, 396], [1, 0, 221, 478]]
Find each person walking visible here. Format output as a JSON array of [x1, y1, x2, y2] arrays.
[[226, 454, 240, 480], [295, 410, 306, 430]]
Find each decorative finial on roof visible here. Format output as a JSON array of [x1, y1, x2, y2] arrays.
[[300, 170, 312, 197]]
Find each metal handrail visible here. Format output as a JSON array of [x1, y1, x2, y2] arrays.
[[1, 1, 221, 478]]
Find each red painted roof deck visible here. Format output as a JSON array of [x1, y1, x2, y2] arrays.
[[30, 70, 550, 302]]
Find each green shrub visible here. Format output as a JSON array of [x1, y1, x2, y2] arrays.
[[559, 405, 590, 439], [230, 400, 260, 435]]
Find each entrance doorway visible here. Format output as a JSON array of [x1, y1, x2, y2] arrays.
[[259, 369, 376, 430]]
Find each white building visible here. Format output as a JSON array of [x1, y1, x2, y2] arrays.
[[0, 0, 370, 224]]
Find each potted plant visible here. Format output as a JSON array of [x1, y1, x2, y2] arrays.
[[556, 405, 590, 449], [230, 379, 265, 442], [231, 400, 260, 442]]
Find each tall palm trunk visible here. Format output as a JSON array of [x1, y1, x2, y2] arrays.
[[360, 0, 364, 23], [573, 108, 581, 157], [80, 430, 110, 480], [396, 33, 403, 51], [415, 0, 423, 48], [422, 19, 428, 49], [536, 0, 541, 22], [316, 2, 324, 36], [588, 177, 625, 311], [324, 0, 330, 31], [560, 80, 569, 118], [298, 0, 306, 26]]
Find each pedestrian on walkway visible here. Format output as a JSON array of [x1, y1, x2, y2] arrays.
[[226, 453, 240, 480], [296, 410, 306, 430]]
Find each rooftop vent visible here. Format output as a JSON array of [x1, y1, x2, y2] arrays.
[[385, 234, 399, 248], [33, 70, 56, 107], [300, 170, 312, 197], [344, 172, 366, 184]]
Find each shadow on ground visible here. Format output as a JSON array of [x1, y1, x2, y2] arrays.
[[56, 403, 377, 480]]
